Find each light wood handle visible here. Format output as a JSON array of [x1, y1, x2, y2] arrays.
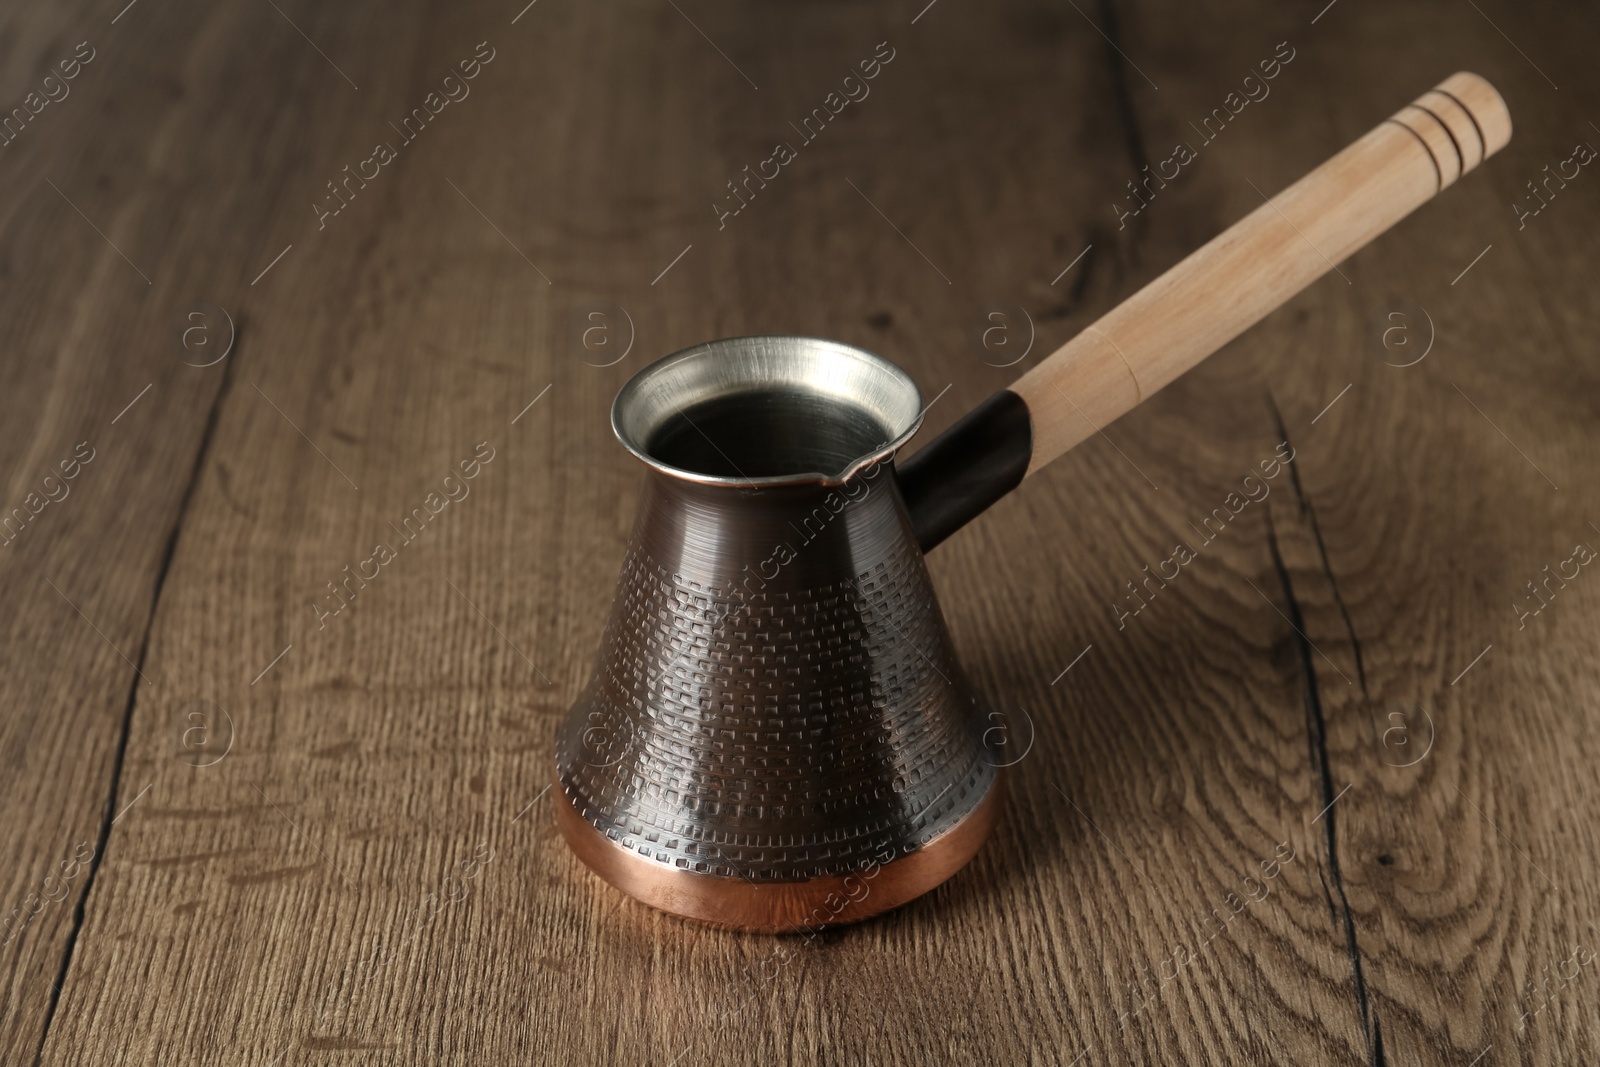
[[1011, 71, 1511, 475]]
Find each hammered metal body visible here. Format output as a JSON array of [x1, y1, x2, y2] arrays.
[[556, 463, 997, 916]]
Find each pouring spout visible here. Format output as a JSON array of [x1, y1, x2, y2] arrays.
[[895, 389, 1033, 552]]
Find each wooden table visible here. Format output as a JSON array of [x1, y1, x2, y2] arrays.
[[3, 1, 1595, 1063]]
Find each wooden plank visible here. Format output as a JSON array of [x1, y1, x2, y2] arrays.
[[7, 0, 1597, 1064], [0, 0, 369, 1058], [1236, 4, 1600, 1062]]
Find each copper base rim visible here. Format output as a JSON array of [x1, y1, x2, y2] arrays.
[[553, 770, 1006, 933]]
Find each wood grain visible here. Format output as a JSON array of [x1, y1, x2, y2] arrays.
[[1, 0, 1596, 1065]]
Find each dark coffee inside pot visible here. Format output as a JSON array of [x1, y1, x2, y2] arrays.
[[644, 389, 891, 480]]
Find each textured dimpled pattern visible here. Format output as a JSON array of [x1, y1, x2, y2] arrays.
[[557, 474, 996, 884]]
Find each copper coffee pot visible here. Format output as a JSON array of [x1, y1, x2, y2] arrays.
[[554, 74, 1510, 931]]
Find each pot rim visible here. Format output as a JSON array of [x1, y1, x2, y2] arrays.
[[611, 334, 926, 488]]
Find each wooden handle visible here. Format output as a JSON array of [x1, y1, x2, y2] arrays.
[[1011, 71, 1511, 475]]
